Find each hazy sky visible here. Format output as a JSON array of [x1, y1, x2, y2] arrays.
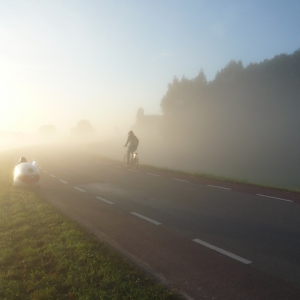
[[1, 0, 299, 134]]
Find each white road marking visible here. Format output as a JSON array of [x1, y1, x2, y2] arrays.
[[50, 174, 56, 178], [131, 212, 161, 225], [74, 187, 86, 192], [172, 178, 189, 182], [128, 169, 137, 172], [207, 185, 231, 190], [43, 170, 48, 173], [193, 239, 252, 264], [147, 173, 160, 177], [256, 194, 293, 203], [96, 196, 114, 205], [60, 180, 68, 184]]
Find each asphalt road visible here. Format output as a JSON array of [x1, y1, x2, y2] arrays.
[[17, 145, 300, 299]]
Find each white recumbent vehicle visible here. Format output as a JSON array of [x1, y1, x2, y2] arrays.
[[13, 157, 40, 188]]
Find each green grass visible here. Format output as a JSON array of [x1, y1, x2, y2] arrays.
[[0, 151, 181, 300]]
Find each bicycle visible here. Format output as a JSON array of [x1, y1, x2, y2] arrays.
[[124, 151, 139, 169]]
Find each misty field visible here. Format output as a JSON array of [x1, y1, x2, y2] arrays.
[[0, 151, 180, 300]]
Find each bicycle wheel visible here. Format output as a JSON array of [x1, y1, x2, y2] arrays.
[[132, 155, 138, 169], [124, 153, 128, 167]]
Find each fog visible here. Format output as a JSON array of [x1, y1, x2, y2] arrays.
[[2, 50, 300, 191], [88, 51, 300, 191], [2, 106, 299, 191], [86, 112, 300, 191]]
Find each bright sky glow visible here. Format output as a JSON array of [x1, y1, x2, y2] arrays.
[[0, 0, 299, 133]]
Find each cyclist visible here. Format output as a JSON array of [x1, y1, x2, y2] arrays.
[[124, 130, 139, 164]]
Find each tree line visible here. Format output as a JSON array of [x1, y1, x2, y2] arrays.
[[133, 49, 300, 188]]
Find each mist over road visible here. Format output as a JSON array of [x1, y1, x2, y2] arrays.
[[17, 145, 300, 300]]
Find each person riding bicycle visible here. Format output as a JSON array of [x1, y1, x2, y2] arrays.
[[124, 130, 139, 164]]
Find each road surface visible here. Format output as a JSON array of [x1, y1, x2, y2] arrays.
[[15, 145, 300, 299]]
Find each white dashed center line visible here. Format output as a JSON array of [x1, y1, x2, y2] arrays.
[[60, 180, 68, 184], [50, 174, 56, 178], [147, 173, 160, 177], [131, 212, 161, 225], [193, 239, 252, 264], [256, 194, 293, 203], [207, 185, 231, 190], [74, 187, 86, 192], [172, 178, 189, 182], [95, 196, 114, 205], [128, 169, 137, 172], [43, 170, 48, 173]]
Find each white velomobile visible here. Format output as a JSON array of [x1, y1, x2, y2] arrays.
[[13, 157, 40, 188]]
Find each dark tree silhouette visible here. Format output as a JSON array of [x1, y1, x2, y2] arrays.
[[134, 48, 300, 188]]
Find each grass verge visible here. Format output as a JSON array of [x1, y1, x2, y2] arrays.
[[0, 151, 181, 300]]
